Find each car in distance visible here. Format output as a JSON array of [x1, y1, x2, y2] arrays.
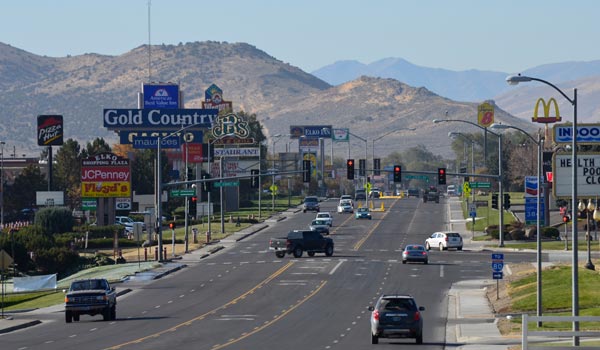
[[302, 196, 320, 213], [115, 216, 145, 234], [425, 231, 463, 251], [402, 244, 428, 264], [340, 194, 353, 205], [369, 189, 381, 198], [309, 219, 330, 235], [337, 200, 354, 214], [315, 212, 333, 226], [355, 189, 367, 201], [369, 294, 425, 344], [355, 207, 372, 220], [64, 278, 117, 323], [407, 188, 420, 198]]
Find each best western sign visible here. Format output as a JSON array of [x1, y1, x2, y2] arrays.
[[553, 153, 600, 197]]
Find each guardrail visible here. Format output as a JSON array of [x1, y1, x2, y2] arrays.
[[522, 314, 600, 350]]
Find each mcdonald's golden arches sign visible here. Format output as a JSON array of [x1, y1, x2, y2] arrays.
[[532, 97, 561, 124]]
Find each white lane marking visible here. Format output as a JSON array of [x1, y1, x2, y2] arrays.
[[291, 272, 317, 275], [329, 260, 345, 275], [69, 335, 77, 338], [440, 265, 444, 278], [89, 328, 98, 332]]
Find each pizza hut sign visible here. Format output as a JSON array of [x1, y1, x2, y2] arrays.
[[37, 115, 64, 146]]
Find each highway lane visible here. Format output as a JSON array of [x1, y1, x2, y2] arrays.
[[0, 197, 535, 349]]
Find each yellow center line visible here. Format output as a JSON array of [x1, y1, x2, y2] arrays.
[[353, 198, 399, 251], [105, 261, 295, 350], [211, 280, 327, 350]]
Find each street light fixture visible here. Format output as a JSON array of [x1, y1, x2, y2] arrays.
[[577, 199, 596, 271], [433, 118, 505, 247], [506, 73, 580, 345], [491, 123, 544, 326]]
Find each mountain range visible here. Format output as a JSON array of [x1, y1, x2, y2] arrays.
[[1, 40, 595, 161]]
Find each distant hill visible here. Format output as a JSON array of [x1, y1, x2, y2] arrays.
[[0, 41, 535, 159], [313, 57, 600, 103]]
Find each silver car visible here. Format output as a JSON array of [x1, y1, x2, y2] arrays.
[[309, 219, 330, 235], [425, 231, 463, 251]]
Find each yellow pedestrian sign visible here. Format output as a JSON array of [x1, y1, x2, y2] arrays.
[[364, 182, 372, 193], [269, 184, 278, 195], [463, 182, 471, 197]]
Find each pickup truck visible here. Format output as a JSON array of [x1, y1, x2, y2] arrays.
[[64, 278, 117, 323], [269, 230, 334, 258], [423, 186, 440, 203]]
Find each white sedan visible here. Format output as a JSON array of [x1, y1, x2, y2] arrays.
[[337, 200, 354, 214], [315, 212, 333, 227]]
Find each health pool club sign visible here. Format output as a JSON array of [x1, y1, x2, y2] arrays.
[[103, 108, 218, 130]]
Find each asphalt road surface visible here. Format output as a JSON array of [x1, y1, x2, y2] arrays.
[[1, 197, 534, 350]]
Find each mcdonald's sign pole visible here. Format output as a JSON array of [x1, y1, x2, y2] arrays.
[[506, 74, 579, 346]]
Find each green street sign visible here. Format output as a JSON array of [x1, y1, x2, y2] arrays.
[[214, 181, 240, 187], [82, 198, 97, 211], [470, 182, 491, 189], [405, 175, 429, 182], [170, 189, 196, 197]]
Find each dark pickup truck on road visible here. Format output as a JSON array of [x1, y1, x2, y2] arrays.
[[423, 186, 440, 203], [64, 278, 117, 323], [269, 230, 334, 258]]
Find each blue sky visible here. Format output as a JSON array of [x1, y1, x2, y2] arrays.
[[2, 0, 599, 73]]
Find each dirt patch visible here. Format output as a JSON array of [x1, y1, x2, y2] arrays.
[[486, 262, 537, 336]]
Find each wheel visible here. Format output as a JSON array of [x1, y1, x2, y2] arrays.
[[293, 247, 303, 258], [73, 313, 80, 322], [303, 210, 306, 213], [425, 242, 430, 250], [439, 243, 444, 251], [457, 246, 463, 251], [103, 306, 111, 321], [402, 260, 406, 264], [110, 305, 116, 320], [275, 251, 285, 258], [308, 251, 315, 257], [416, 333, 423, 344], [371, 333, 379, 344], [65, 310, 72, 323], [424, 260, 428, 265], [325, 245, 334, 257]]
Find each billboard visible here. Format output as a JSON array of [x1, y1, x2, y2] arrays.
[[37, 115, 64, 146], [143, 83, 180, 109], [553, 153, 600, 197], [81, 153, 131, 198], [103, 109, 218, 130]]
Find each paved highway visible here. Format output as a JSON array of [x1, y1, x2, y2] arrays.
[[1, 197, 534, 349]]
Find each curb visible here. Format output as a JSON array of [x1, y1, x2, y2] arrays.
[[0, 320, 42, 334]]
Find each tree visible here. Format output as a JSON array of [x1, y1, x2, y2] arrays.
[[82, 137, 112, 158], [53, 139, 82, 209], [4, 164, 48, 216]]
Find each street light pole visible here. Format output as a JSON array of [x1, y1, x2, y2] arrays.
[[506, 74, 579, 345], [433, 118, 504, 247], [0, 141, 4, 229], [491, 123, 543, 325], [349, 131, 368, 206], [448, 132, 476, 176]]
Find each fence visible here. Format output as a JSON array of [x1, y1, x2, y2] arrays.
[[522, 314, 600, 350]]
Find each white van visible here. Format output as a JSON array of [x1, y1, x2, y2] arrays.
[[446, 185, 457, 196]]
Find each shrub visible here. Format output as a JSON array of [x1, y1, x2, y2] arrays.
[[34, 207, 74, 235], [542, 227, 560, 239]]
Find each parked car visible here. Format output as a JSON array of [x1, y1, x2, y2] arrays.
[[425, 231, 463, 251], [309, 219, 330, 235], [115, 216, 145, 233], [302, 196, 320, 213], [402, 244, 429, 264], [355, 207, 372, 220], [337, 200, 354, 214], [315, 212, 333, 226], [369, 294, 425, 344]]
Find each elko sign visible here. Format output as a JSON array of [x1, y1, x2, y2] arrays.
[[553, 153, 600, 197]]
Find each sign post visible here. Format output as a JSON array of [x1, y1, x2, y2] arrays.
[[492, 253, 504, 300]]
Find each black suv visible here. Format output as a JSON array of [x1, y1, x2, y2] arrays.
[[302, 196, 320, 213], [368, 294, 425, 344]]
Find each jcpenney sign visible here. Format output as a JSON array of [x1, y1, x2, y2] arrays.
[[103, 109, 218, 130], [81, 167, 130, 182]]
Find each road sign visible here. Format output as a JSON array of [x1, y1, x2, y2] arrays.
[[269, 184, 278, 193], [170, 189, 195, 197], [215, 181, 240, 188], [364, 182, 372, 192], [492, 272, 503, 280], [405, 175, 429, 181], [463, 182, 471, 196], [492, 262, 504, 272], [492, 253, 504, 260], [470, 182, 491, 189]]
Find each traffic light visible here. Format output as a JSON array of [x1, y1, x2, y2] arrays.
[[503, 193, 511, 210], [393, 165, 402, 183], [359, 159, 366, 177], [250, 169, 260, 188], [491, 193, 498, 209], [190, 196, 197, 214], [437, 168, 447, 185], [186, 167, 193, 181], [374, 158, 381, 176], [303, 160, 311, 183], [563, 215, 571, 223], [347, 159, 355, 180], [202, 173, 212, 191], [169, 222, 176, 230]]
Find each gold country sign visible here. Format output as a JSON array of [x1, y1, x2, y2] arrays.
[[532, 97, 561, 124]]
